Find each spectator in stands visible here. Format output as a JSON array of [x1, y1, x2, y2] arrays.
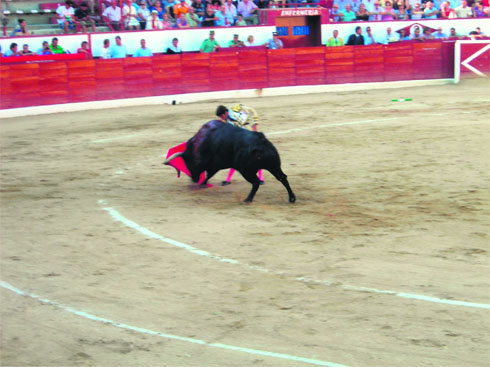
[[411, 26, 424, 40], [326, 29, 344, 46], [161, 12, 174, 28], [57, 1, 76, 34], [110, 36, 127, 58], [256, 0, 269, 9], [382, 27, 400, 43], [74, 2, 96, 33], [433, 26, 447, 38], [448, 27, 462, 38], [229, 34, 245, 47], [50, 37, 66, 54], [238, 0, 259, 25], [186, 7, 201, 26], [201, 6, 217, 26], [150, 0, 167, 19], [101, 39, 111, 58], [422, 27, 435, 39], [37, 41, 53, 55], [133, 39, 153, 57], [356, 3, 370, 20], [4, 43, 21, 57], [174, 0, 191, 18], [236, 14, 248, 25], [124, 0, 140, 30], [146, 9, 164, 28], [21, 44, 35, 56], [10, 19, 31, 36], [382, 1, 398, 19], [138, 1, 150, 29], [347, 25, 364, 45], [77, 41, 93, 58], [176, 12, 190, 27], [473, 1, 487, 16], [103, 0, 122, 31], [396, 0, 410, 18], [166, 37, 183, 53], [225, 0, 238, 22], [200, 30, 220, 53], [455, 0, 473, 16], [423, 1, 439, 17], [192, 0, 206, 18], [342, 4, 357, 20], [265, 31, 283, 49], [474, 27, 485, 37], [245, 35, 257, 46], [439, 1, 456, 17], [399, 29, 410, 40], [330, 3, 343, 21], [215, 5, 234, 25], [210, 0, 221, 12], [0, 45, 3, 57], [364, 26, 377, 45], [363, 0, 376, 12], [369, 1, 384, 20], [410, 2, 424, 18]]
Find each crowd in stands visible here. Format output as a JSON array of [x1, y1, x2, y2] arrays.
[[0, 29, 282, 58], [327, 24, 485, 46], [329, 0, 489, 21]]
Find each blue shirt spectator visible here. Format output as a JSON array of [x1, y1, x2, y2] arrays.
[[133, 39, 153, 57], [110, 36, 127, 58]]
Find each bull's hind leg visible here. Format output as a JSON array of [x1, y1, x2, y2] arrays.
[[239, 170, 261, 203], [268, 167, 296, 203]]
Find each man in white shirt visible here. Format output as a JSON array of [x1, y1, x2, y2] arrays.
[[237, 0, 259, 25], [56, 1, 75, 34], [100, 39, 111, 59], [455, 0, 473, 17], [382, 27, 400, 44], [103, 0, 122, 30]]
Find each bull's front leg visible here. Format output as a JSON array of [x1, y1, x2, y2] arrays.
[[200, 169, 219, 187]]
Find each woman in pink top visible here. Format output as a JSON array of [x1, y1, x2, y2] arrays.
[[381, 1, 397, 20]]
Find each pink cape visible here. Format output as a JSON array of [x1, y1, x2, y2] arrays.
[[165, 142, 212, 187]]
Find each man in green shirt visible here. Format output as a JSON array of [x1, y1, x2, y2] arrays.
[[326, 30, 344, 47], [50, 37, 66, 54], [200, 30, 220, 53], [228, 34, 244, 48]]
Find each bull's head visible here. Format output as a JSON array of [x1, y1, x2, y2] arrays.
[[164, 151, 202, 183]]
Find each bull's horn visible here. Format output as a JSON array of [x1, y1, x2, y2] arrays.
[[163, 152, 183, 165]]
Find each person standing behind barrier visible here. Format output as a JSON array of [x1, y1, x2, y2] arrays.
[[200, 30, 220, 53], [133, 39, 153, 57], [77, 41, 93, 58], [37, 41, 53, 55], [166, 37, 183, 53], [237, 0, 259, 25], [326, 29, 344, 46], [50, 37, 66, 54], [265, 31, 283, 49], [346, 26, 364, 45], [110, 36, 127, 58], [364, 26, 377, 45], [4, 43, 21, 57], [100, 39, 111, 59], [216, 105, 265, 186]]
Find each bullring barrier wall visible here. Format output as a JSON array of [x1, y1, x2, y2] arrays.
[[1, 41, 459, 110]]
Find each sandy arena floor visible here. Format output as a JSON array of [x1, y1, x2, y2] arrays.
[[1, 79, 489, 367]]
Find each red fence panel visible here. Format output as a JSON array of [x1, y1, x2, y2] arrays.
[[153, 54, 182, 95], [268, 48, 296, 88], [383, 43, 413, 81], [95, 59, 125, 100], [124, 57, 154, 98], [295, 47, 326, 85], [180, 53, 211, 93], [354, 45, 384, 83], [67, 60, 97, 102], [209, 51, 240, 91], [412, 42, 443, 79], [238, 49, 268, 90], [325, 46, 355, 84]]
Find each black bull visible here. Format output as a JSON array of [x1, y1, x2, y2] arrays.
[[164, 120, 296, 203]]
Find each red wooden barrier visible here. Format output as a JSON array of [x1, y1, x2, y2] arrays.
[[1, 41, 461, 110]]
